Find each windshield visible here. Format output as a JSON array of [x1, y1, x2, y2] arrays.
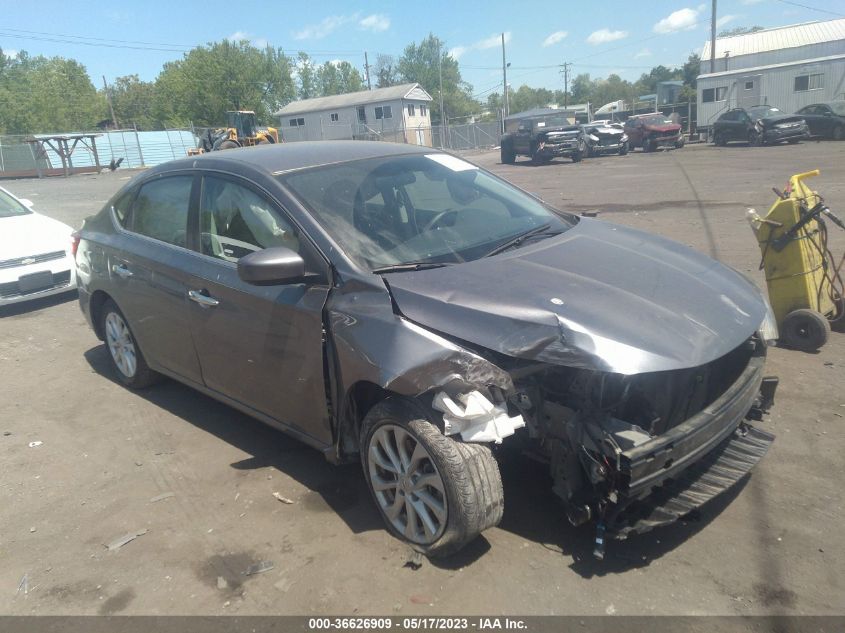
[[829, 102, 845, 116], [0, 189, 32, 218], [279, 153, 577, 271], [537, 115, 571, 128], [748, 106, 781, 120], [640, 115, 674, 126]]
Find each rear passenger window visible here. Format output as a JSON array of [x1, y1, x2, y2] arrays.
[[132, 177, 192, 247], [111, 191, 134, 228]]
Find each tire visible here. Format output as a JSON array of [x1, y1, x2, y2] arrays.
[[642, 138, 654, 153], [360, 398, 504, 558], [618, 142, 628, 156], [714, 132, 727, 147], [675, 138, 685, 149], [571, 151, 582, 163], [833, 125, 844, 141], [256, 138, 270, 145], [831, 295, 845, 333], [500, 143, 516, 164], [218, 139, 239, 150], [748, 130, 763, 147], [780, 309, 830, 351], [100, 299, 160, 388], [787, 139, 800, 144]]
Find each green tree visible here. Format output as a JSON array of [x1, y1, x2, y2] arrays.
[[0, 50, 104, 134], [108, 75, 157, 130], [373, 54, 399, 88], [397, 34, 478, 121], [316, 61, 364, 96], [569, 73, 593, 104], [153, 40, 295, 127], [718, 25, 764, 37], [682, 53, 701, 89], [296, 52, 317, 100]]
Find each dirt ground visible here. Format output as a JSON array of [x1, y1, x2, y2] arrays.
[[1, 140, 844, 616]]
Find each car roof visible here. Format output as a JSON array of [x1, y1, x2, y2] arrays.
[[149, 140, 436, 177]]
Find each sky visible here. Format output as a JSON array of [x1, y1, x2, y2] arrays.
[[1, 0, 843, 102]]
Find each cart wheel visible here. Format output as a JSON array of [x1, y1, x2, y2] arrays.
[[781, 309, 831, 351]]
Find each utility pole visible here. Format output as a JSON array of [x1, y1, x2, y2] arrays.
[[102, 75, 119, 129], [438, 41, 445, 127], [560, 63, 571, 109], [710, 0, 717, 73], [364, 51, 372, 90], [501, 33, 509, 118]]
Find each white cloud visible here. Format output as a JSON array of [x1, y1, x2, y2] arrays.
[[2, 48, 19, 58], [634, 47, 652, 58], [654, 8, 703, 33], [294, 14, 356, 40], [227, 31, 268, 48], [586, 29, 629, 45], [449, 46, 469, 60], [716, 14, 739, 27], [359, 14, 390, 33], [449, 32, 511, 59], [542, 31, 568, 47]]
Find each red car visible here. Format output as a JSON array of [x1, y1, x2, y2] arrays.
[[623, 114, 684, 152]]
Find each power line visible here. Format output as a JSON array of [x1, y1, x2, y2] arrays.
[[771, 0, 845, 17]]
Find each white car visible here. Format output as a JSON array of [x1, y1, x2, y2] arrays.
[[0, 186, 76, 306]]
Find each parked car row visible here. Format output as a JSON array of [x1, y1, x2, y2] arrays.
[[500, 112, 684, 165], [711, 101, 845, 146]]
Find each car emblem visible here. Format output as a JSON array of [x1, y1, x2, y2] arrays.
[[21, 257, 36, 265]]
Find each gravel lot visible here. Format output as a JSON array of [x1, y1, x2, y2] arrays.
[[1, 140, 844, 616]]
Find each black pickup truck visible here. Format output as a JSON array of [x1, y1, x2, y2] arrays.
[[501, 111, 586, 165]]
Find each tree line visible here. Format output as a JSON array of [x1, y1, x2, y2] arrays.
[[0, 33, 702, 135]]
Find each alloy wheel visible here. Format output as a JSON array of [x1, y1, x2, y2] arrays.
[[367, 424, 448, 544], [105, 312, 137, 378]]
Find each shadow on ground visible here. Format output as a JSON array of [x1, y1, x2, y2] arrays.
[[85, 343, 752, 576], [0, 290, 77, 318]]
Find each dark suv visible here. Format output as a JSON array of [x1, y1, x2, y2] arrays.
[[500, 112, 585, 165], [712, 106, 809, 146]]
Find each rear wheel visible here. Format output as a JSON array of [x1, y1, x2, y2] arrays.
[[781, 309, 830, 351], [714, 132, 727, 147], [833, 125, 844, 141], [101, 300, 160, 388], [618, 142, 628, 155], [218, 139, 239, 150], [361, 398, 504, 558]]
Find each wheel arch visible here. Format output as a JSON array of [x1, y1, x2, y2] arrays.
[[89, 289, 114, 340]]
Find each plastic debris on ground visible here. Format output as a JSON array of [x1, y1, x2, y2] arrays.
[[105, 528, 148, 551], [272, 492, 294, 504], [149, 492, 175, 503], [245, 561, 274, 576]]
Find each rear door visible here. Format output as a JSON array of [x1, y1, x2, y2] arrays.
[[184, 174, 333, 445], [110, 174, 203, 384], [798, 105, 829, 136]]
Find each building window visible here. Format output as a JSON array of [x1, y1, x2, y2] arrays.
[[794, 73, 824, 92], [702, 87, 727, 103], [375, 105, 393, 120], [407, 104, 415, 117], [420, 104, 427, 116], [744, 81, 754, 90], [330, 113, 339, 122], [289, 118, 305, 127], [357, 106, 366, 123]]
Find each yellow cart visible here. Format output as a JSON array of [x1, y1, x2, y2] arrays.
[[749, 170, 845, 351]]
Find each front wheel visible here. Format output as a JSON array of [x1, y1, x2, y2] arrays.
[[571, 151, 582, 163], [618, 142, 628, 156], [748, 130, 763, 146], [642, 138, 655, 152], [101, 300, 160, 388], [361, 399, 504, 558], [500, 143, 516, 164]]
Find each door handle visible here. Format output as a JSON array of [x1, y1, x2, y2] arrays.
[[188, 289, 220, 307], [111, 263, 133, 279]]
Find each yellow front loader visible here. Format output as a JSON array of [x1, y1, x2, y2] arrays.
[[748, 170, 845, 351], [194, 111, 280, 153]]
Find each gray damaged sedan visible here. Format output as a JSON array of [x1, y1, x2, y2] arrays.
[[75, 142, 779, 558]]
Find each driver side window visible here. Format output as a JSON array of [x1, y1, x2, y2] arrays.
[[199, 176, 300, 263]]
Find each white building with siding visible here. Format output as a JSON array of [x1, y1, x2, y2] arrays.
[[696, 19, 845, 131], [275, 83, 434, 146]]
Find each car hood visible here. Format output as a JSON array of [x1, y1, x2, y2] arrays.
[[586, 126, 624, 136], [0, 213, 73, 261], [760, 114, 804, 126], [385, 219, 767, 375], [643, 123, 681, 134]]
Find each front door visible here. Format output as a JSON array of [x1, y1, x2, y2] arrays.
[[416, 129, 425, 146], [736, 75, 761, 110], [184, 174, 333, 445]]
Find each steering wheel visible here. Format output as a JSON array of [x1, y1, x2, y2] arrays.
[[422, 209, 458, 232]]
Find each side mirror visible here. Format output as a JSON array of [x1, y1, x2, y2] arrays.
[[18, 198, 35, 208], [237, 246, 305, 285]]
